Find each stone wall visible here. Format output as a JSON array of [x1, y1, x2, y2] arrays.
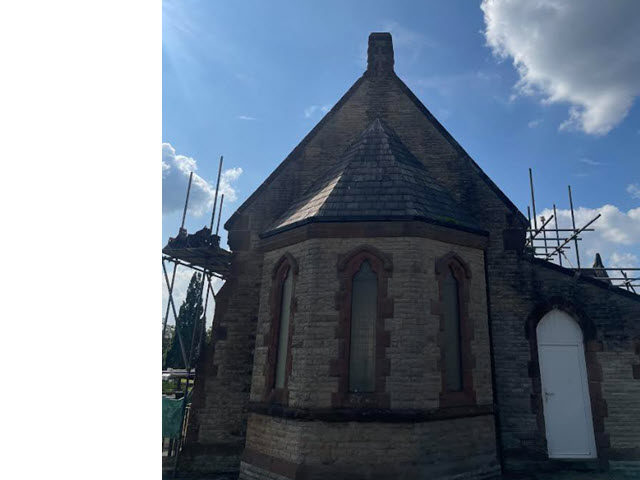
[[179, 249, 263, 474], [239, 234, 498, 479], [241, 413, 499, 480], [488, 255, 640, 475], [251, 236, 492, 409]]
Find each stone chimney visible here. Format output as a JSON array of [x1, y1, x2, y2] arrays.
[[367, 32, 394, 75]]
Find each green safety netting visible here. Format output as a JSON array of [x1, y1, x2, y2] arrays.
[[162, 392, 191, 439]]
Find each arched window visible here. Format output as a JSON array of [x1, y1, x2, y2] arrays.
[[274, 267, 293, 389], [442, 267, 462, 392], [434, 252, 476, 407], [332, 245, 392, 408], [349, 260, 378, 393], [264, 253, 298, 403]]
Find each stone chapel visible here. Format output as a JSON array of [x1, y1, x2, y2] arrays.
[[179, 33, 640, 479]]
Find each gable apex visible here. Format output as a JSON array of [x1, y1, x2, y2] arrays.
[[225, 33, 527, 232]]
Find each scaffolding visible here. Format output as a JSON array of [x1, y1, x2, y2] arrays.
[[161, 156, 231, 476], [525, 168, 638, 293]]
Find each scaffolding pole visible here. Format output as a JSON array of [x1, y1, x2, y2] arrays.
[[545, 214, 601, 261], [553, 204, 562, 267], [568, 185, 581, 269], [529, 168, 538, 232], [163, 172, 193, 341], [165, 159, 228, 478]]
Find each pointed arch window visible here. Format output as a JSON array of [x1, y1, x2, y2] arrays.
[[264, 253, 298, 404], [442, 267, 462, 392], [349, 260, 378, 393], [332, 246, 393, 408], [434, 252, 476, 407], [274, 267, 293, 389]]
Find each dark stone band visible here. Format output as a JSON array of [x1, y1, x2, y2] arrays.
[[246, 402, 494, 423]]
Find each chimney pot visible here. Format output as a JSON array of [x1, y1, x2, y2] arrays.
[[367, 32, 394, 75]]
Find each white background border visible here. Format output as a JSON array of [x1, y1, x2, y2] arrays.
[[1, 1, 159, 477]]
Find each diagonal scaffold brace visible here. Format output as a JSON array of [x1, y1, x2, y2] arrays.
[[161, 155, 228, 477]]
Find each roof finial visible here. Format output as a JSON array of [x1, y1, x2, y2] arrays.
[[593, 253, 605, 269], [367, 32, 394, 75]]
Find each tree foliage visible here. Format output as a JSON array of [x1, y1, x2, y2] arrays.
[[164, 272, 204, 369], [162, 324, 175, 369]]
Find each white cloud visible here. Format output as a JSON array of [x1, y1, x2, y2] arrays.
[[236, 115, 257, 121], [481, 0, 640, 135], [609, 252, 638, 269], [537, 205, 640, 274], [220, 167, 243, 202], [627, 183, 640, 199], [578, 157, 605, 167], [303, 104, 332, 118], [528, 119, 541, 128], [162, 143, 242, 216]]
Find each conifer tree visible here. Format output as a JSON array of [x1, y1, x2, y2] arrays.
[[165, 272, 204, 368]]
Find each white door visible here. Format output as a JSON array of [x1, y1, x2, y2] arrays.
[[537, 309, 597, 459]]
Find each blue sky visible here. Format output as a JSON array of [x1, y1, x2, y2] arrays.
[[162, 0, 640, 307]]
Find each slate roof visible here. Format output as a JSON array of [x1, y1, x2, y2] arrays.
[[262, 119, 485, 237]]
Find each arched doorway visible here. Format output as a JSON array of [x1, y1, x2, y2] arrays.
[[537, 309, 597, 458]]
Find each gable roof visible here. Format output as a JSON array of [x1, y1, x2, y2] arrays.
[[262, 119, 485, 237], [225, 34, 528, 231]]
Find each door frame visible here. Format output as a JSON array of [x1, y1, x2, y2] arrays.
[[525, 298, 609, 465], [536, 310, 596, 458]]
